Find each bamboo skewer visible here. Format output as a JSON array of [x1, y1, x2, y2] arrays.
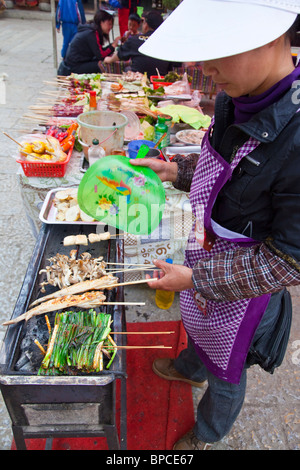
[[22, 114, 51, 123], [43, 80, 70, 87], [99, 302, 145, 306], [106, 266, 156, 274], [34, 339, 46, 355], [154, 132, 167, 148], [3, 131, 60, 160], [2, 132, 24, 147], [2, 132, 47, 161], [110, 331, 175, 335], [98, 277, 158, 291], [106, 262, 156, 267], [108, 345, 172, 350], [34, 341, 172, 354]]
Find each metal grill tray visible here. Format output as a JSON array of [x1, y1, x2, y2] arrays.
[[0, 223, 126, 378], [39, 187, 104, 225]]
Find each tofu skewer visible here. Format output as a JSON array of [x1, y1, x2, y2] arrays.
[[63, 232, 111, 246]]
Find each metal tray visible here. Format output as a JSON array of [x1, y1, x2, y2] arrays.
[[39, 187, 104, 225]]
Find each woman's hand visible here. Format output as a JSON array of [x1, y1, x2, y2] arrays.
[[130, 158, 178, 183], [146, 259, 194, 292]]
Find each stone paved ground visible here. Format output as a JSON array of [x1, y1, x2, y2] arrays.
[[0, 12, 299, 451]]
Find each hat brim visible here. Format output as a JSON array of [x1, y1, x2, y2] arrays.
[[138, 0, 298, 61]]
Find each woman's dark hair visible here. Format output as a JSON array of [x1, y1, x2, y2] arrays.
[[286, 14, 300, 47], [91, 10, 114, 43]]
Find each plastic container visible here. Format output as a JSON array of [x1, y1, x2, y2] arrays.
[[160, 113, 173, 141], [88, 138, 105, 167], [144, 148, 163, 159], [89, 90, 97, 111], [155, 259, 175, 310], [154, 116, 169, 149], [77, 154, 166, 235], [16, 133, 73, 177], [120, 110, 141, 141], [17, 153, 72, 177], [150, 76, 173, 90], [127, 139, 155, 159], [77, 111, 128, 158]]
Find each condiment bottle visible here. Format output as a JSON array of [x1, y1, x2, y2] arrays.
[[88, 139, 105, 166], [89, 90, 97, 111], [160, 114, 172, 146], [154, 116, 169, 149], [155, 258, 175, 310]]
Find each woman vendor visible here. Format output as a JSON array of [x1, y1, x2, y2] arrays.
[[57, 10, 121, 76], [131, 0, 300, 450]]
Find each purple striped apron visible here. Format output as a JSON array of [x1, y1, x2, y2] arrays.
[[180, 124, 271, 384]]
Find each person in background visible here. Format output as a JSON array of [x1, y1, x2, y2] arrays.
[[104, 10, 178, 77], [131, 0, 300, 451], [117, 0, 140, 37], [56, 0, 86, 59], [57, 10, 121, 76], [121, 13, 141, 43]]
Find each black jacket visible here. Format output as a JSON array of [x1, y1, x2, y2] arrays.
[[211, 87, 300, 265], [65, 24, 114, 68], [117, 30, 174, 77]]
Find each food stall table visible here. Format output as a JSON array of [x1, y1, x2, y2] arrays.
[[18, 149, 194, 269], [18, 149, 84, 239]]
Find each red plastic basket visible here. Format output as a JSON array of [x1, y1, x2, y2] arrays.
[[150, 76, 173, 90], [17, 146, 72, 178]]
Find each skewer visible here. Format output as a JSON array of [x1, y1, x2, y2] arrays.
[[154, 132, 167, 148], [29, 105, 56, 110], [2, 132, 24, 147], [99, 277, 158, 290], [106, 266, 156, 274], [108, 345, 172, 350], [34, 339, 46, 355], [100, 302, 145, 305], [2, 132, 45, 161], [2, 131, 59, 160], [45, 315, 51, 335], [43, 80, 69, 87], [110, 331, 175, 335], [22, 114, 50, 123], [106, 262, 156, 267], [40, 91, 67, 97]]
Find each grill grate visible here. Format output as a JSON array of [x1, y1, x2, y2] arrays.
[[0, 223, 127, 450]]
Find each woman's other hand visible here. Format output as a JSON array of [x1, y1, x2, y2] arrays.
[[130, 158, 178, 183]]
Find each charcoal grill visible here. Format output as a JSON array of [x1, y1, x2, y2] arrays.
[[0, 223, 127, 450]]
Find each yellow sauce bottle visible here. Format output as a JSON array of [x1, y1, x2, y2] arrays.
[[155, 258, 175, 309]]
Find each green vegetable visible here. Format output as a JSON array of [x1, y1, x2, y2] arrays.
[[38, 310, 117, 376], [74, 136, 83, 152]]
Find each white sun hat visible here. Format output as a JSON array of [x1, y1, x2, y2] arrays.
[[138, 0, 299, 62]]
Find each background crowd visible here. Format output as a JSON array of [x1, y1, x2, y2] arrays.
[[57, 1, 178, 77]]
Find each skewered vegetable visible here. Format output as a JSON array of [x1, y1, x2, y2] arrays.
[[38, 309, 117, 375], [39, 251, 107, 291]]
